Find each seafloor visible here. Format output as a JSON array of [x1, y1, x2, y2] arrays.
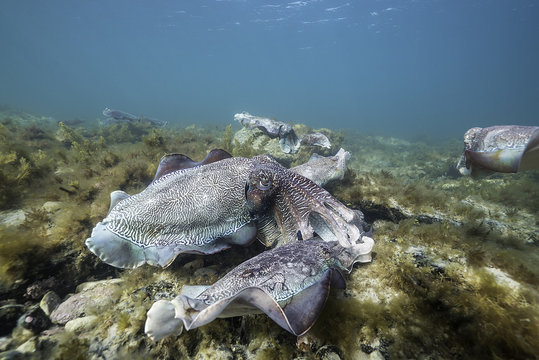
[[0, 108, 537, 359]]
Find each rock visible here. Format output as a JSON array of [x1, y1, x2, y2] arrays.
[[15, 337, 36, 354], [65, 315, 98, 334], [39, 291, 61, 316], [0, 336, 14, 352], [0, 349, 24, 360], [483, 267, 521, 291], [316, 345, 344, 360], [25, 277, 58, 301], [50, 279, 123, 325], [0, 304, 25, 336], [0, 210, 25, 227], [17, 305, 51, 333], [352, 349, 386, 360], [41, 201, 62, 213], [407, 246, 447, 275], [233, 127, 296, 165], [75, 278, 123, 293]]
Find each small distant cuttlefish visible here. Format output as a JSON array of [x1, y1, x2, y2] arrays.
[[144, 237, 374, 340], [85, 149, 363, 269], [102, 107, 166, 127], [457, 125, 539, 177]]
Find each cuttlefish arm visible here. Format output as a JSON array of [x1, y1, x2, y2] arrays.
[[246, 156, 360, 248], [457, 125, 539, 176], [291, 148, 349, 187]]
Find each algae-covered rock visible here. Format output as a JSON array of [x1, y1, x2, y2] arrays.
[[50, 279, 123, 325], [39, 291, 61, 316], [64, 315, 98, 334], [0, 111, 537, 359], [0, 210, 25, 228]]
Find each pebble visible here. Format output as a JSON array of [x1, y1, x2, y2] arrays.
[[17, 305, 51, 333], [0, 210, 25, 227], [65, 315, 98, 334], [39, 291, 61, 316]]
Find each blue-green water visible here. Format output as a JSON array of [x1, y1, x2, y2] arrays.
[[1, 0, 538, 138]]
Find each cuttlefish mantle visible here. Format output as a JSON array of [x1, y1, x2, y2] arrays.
[[144, 237, 374, 341], [457, 125, 539, 177], [86, 149, 363, 269]]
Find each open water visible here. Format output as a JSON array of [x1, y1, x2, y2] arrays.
[[1, 0, 538, 139]]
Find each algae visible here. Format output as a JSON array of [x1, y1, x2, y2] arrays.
[[0, 109, 537, 359]]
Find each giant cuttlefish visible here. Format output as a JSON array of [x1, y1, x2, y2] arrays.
[[144, 237, 374, 340], [85, 149, 362, 269], [457, 125, 539, 177]]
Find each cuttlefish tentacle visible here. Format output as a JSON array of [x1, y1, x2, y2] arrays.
[[247, 156, 360, 248]]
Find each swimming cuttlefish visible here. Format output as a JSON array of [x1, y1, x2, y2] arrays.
[[144, 237, 374, 340], [457, 125, 539, 177], [85, 149, 364, 269]]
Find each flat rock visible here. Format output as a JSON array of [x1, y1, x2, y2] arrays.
[[42, 201, 62, 213], [0, 210, 25, 228], [50, 279, 123, 325]]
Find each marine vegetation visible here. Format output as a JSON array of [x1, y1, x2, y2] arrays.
[[0, 109, 537, 359]]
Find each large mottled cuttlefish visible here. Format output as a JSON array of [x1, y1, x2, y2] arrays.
[[85, 149, 362, 269], [457, 125, 539, 177], [144, 237, 374, 340]]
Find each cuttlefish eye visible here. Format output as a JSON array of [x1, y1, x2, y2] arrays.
[[257, 174, 272, 191]]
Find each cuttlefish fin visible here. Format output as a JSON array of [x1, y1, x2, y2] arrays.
[[202, 148, 233, 163], [278, 269, 333, 335], [466, 128, 539, 174], [85, 222, 182, 269], [520, 128, 539, 171], [153, 149, 232, 181], [108, 190, 130, 214], [177, 272, 333, 336]]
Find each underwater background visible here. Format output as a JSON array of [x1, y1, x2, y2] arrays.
[[1, 0, 539, 138], [0, 1, 538, 359]]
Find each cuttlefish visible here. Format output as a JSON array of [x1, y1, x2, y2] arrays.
[[144, 236, 374, 341], [457, 125, 539, 177], [234, 112, 300, 154], [86, 149, 362, 269], [102, 107, 166, 127]]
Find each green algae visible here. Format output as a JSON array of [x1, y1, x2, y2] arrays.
[[0, 110, 538, 359]]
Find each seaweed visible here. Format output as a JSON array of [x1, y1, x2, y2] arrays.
[[221, 124, 234, 154], [1, 110, 538, 359]]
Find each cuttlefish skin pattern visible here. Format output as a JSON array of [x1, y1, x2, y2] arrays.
[[457, 125, 539, 176], [199, 239, 342, 305], [86, 152, 361, 269], [144, 238, 374, 340], [105, 157, 254, 248]]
